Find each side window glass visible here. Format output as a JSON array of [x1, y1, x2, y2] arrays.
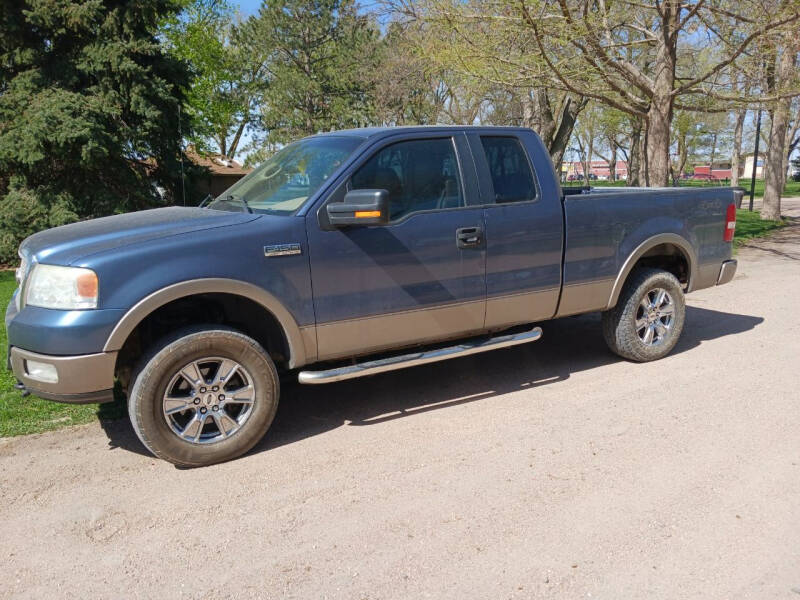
[[351, 138, 463, 220], [480, 136, 536, 203]]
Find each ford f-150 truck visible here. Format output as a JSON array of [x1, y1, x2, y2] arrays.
[[6, 126, 739, 466]]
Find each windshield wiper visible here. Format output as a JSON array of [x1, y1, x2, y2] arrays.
[[236, 196, 253, 214], [226, 195, 252, 214], [208, 194, 253, 214]]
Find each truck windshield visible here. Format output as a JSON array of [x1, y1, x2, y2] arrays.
[[208, 136, 363, 214]]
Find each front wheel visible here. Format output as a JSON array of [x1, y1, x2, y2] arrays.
[[128, 326, 279, 467], [602, 268, 686, 362]]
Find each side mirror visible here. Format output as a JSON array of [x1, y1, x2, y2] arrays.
[[327, 189, 390, 227]]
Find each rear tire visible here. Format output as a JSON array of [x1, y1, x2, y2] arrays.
[[602, 268, 686, 362], [128, 326, 279, 467]]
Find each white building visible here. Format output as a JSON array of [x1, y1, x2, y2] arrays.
[[741, 153, 766, 179]]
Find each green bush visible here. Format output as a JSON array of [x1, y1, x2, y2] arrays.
[[0, 179, 78, 265]]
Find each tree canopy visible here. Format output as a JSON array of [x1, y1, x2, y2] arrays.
[[243, 0, 380, 161], [0, 0, 192, 262]]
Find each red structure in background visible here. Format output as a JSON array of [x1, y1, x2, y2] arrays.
[[693, 165, 732, 180]]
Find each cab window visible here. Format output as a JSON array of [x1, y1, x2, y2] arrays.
[[350, 138, 463, 220], [480, 136, 536, 203]]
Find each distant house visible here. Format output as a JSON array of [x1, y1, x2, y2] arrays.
[[741, 154, 766, 179], [187, 147, 252, 199]]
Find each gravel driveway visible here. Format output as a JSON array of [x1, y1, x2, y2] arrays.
[[2, 200, 799, 599]]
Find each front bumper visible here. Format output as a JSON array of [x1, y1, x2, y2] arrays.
[[716, 259, 738, 285], [8, 346, 117, 404]]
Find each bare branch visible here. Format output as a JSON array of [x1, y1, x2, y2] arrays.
[[671, 10, 800, 96]]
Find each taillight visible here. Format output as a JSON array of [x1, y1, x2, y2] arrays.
[[723, 203, 736, 242]]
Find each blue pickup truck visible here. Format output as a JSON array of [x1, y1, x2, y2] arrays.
[[6, 126, 739, 466]]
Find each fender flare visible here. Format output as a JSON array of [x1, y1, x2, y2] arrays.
[[103, 278, 308, 368], [606, 233, 697, 309]]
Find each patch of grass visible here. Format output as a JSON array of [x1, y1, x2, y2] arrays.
[[0, 270, 125, 437], [733, 209, 787, 246], [563, 178, 800, 199]]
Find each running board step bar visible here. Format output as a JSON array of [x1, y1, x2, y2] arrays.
[[298, 326, 542, 385]]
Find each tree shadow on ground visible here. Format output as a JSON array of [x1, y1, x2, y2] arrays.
[[99, 305, 763, 461], [738, 217, 800, 261]]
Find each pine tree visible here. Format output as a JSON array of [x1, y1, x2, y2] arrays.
[[243, 0, 379, 159], [0, 0, 192, 263]]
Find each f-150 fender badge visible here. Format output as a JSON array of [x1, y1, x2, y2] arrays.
[[264, 243, 302, 257]]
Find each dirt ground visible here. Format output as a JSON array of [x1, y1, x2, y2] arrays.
[[1, 200, 799, 599]]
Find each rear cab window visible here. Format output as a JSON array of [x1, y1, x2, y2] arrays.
[[480, 136, 537, 204]]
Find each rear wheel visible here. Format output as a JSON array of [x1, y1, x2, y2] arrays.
[[128, 326, 279, 467], [602, 268, 686, 362]]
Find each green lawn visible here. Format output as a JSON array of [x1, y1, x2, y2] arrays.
[[0, 203, 791, 436], [563, 178, 800, 199], [734, 209, 788, 246], [0, 270, 125, 437]]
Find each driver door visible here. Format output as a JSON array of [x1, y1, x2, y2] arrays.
[[305, 132, 487, 361]]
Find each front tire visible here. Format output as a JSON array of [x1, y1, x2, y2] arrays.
[[128, 326, 279, 467], [602, 268, 686, 362]]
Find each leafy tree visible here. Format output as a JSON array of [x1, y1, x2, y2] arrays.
[[243, 0, 380, 159], [572, 103, 602, 186], [0, 0, 191, 263], [163, 0, 268, 158], [388, 1, 586, 168], [595, 106, 628, 182], [373, 22, 447, 126], [407, 0, 800, 187]]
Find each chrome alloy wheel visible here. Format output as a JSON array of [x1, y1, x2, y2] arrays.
[[635, 288, 675, 346], [162, 357, 256, 444]]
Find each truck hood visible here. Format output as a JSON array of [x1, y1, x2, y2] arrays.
[[20, 207, 260, 266]]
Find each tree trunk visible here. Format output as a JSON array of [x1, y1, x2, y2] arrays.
[[628, 118, 642, 186], [549, 95, 584, 171], [529, 88, 557, 147], [646, 94, 674, 187], [582, 136, 594, 186], [762, 46, 797, 221], [228, 118, 248, 159], [676, 133, 688, 182], [522, 91, 536, 130], [524, 90, 582, 172], [730, 109, 746, 187], [639, 120, 648, 186], [645, 3, 678, 187], [608, 141, 617, 182]]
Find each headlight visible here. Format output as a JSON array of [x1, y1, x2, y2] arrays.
[[25, 264, 99, 310]]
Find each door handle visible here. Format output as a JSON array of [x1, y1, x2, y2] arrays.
[[456, 226, 483, 249]]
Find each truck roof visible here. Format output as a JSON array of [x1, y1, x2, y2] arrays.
[[314, 125, 533, 140]]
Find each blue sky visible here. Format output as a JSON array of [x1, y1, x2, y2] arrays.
[[235, 0, 262, 16]]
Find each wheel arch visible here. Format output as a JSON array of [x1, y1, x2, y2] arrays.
[[606, 233, 697, 309], [104, 279, 311, 370]]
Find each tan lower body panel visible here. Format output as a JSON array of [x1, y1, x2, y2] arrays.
[[692, 263, 722, 291], [316, 299, 485, 362], [555, 279, 615, 317], [9, 346, 117, 395], [299, 325, 318, 365], [485, 288, 560, 330]]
